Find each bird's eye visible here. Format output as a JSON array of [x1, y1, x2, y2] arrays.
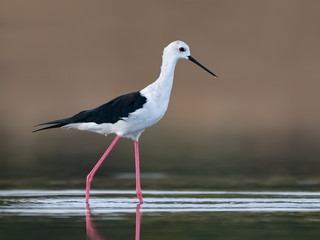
[[179, 47, 185, 52]]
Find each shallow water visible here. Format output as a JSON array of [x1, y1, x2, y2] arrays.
[[1, 190, 320, 240]]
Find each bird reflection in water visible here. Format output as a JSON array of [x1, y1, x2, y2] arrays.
[[86, 203, 142, 240], [135, 204, 142, 240]]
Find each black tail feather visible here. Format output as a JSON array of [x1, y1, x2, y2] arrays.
[[32, 115, 76, 133], [33, 117, 72, 127], [32, 123, 68, 133], [32, 110, 90, 133]]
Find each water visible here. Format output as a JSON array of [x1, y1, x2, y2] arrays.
[[1, 190, 320, 239]]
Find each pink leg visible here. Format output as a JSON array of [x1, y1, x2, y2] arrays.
[[134, 140, 144, 203], [86, 135, 120, 203]]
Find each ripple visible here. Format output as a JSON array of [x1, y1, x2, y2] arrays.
[[1, 190, 320, 216]]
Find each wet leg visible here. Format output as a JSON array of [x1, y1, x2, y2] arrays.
[[86, 135, 120, 203], [134, 140, 143, 203]]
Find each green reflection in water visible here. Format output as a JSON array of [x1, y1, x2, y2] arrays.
[[1, 212, 320, 240]]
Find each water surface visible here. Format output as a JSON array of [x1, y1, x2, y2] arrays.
[[1, 190, 320, 239]]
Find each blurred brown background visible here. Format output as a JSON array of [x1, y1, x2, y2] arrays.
[[1, 0, 319, 189]]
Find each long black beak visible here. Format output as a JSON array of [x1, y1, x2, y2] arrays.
[[188, 56, 218, 78]]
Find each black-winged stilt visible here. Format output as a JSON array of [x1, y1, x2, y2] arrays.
[[33, 40, 218, 204]]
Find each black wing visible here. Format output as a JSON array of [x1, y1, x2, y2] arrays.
[[33, 91, 147, 133]]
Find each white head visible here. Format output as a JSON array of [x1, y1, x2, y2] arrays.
[[164, 40, 218, 78], [163, 40, 191, 60]]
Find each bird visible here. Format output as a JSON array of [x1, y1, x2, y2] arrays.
[[33, 40, 218, 204]]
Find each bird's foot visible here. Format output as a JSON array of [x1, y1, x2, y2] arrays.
[[136, 190, 144, 204]]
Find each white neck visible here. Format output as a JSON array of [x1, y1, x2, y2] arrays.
[[158, 53, 179, 87], [142, 53, 179, 99], [137, 51, 180, 135]]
